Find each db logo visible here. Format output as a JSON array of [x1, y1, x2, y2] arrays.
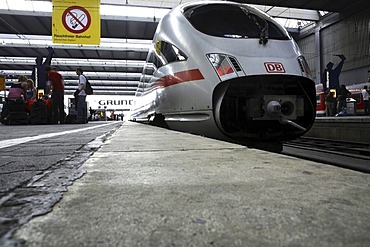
[[264, 62, 286, 73]]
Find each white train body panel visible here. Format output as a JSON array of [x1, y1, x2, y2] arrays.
[[131, 1, 316, 145]]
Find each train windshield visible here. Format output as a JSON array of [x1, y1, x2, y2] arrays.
[[183, 4, 289, 40]]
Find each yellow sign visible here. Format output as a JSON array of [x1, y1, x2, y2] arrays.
[[0, 76, 5, 91], [52, 0, 100, 45]]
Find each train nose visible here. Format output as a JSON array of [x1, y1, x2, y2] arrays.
[[212, 75, 316, 141]]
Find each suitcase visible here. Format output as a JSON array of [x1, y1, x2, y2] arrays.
[[65, 114, 77, 124], [1, 101, 28, 125], [7, 100, 26, 112], [7, 111, 29, 125], [29, 99, 47, 124]]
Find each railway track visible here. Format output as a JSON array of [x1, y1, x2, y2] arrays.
[[282, 137, 370, 173]]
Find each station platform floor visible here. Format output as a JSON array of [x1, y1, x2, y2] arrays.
[[305, 116, 370, 144], [13, 121, 370, 246]]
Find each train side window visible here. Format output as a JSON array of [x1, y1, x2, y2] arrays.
[[351, 93, 361, 103], [316, 94, 322, 105], [146, 52, 155, 68], [160, 41, 188, 63], [146, 50, 163, 69], [154, 54, 163, 69]]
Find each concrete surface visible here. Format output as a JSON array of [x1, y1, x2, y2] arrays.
[[305, 116, 370, 144], [0, 122, 123, 245], [0, 122, 122, 193], [13, 122, 370, 246]]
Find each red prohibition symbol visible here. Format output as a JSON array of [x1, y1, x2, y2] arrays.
[[62, 6, 91, 34]]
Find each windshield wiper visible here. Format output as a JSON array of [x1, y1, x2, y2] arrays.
[[259, 20, 269, 45]]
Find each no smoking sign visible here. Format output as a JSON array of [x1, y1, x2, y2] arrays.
[[62, 6, 91, 34]]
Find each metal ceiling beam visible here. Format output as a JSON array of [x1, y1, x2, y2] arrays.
[[0, 9, 163, 23], [63, 90, 136, 96], [64, 86, 138, 90], [1, 70, 141, 79], [0, 34, 151, 52], [0, 56, 145, 68], [253, 5, 320, 21], [64, 80, 139, 86]]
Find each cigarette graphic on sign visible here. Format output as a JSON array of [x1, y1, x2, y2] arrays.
[[62, 6, 91, 33], [67, 12, 86, 29]]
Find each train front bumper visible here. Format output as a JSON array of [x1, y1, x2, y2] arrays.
[[213, 75, 316, 141]]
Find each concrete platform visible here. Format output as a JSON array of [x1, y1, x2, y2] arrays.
[[14, 122, 370, 246], [305, 116, 370, 144]]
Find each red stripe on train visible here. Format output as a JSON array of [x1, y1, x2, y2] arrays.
[[153, 69, 204, 88]]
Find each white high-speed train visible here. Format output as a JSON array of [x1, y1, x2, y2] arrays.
[[131, 1, 316, 151]]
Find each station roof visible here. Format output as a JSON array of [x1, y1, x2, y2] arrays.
[[0, 0, 369, 96]]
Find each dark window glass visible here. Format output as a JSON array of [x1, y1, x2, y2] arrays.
[[154, 55, 163, 69], [183, 4, 289, 40], [351, 92, 361, 103], [160, 41, 188, 63], [147, 51, 163, 69], [146, 51, 163, 70]]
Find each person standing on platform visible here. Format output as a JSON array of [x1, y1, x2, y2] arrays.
[[362, 85, 370, 115], [46, 66, 65, 124], [76, 67, 87, 124], [321, 54, 346, 115], [337, 84, 350, 114], [322, 55, 346, 91], [325, 89, 335, 116]]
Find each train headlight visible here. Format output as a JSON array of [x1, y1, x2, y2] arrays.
[[266, 100, 295, 117], [207, 53, 238, 80], [266, 101, 281, 117], [281, 101, 295, 116], [256, 96, 300, 120]]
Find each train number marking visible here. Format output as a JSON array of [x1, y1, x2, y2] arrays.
[[264, 62, 286, 73]]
